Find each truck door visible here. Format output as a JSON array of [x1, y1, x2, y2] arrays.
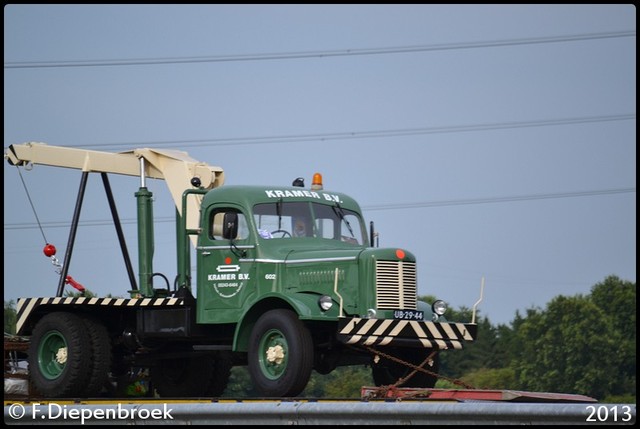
[[197, 205, 256, 319]]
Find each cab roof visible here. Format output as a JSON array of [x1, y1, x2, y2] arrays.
[[201, 185, 363, 212]]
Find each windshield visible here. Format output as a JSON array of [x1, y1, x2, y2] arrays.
[[253, 201, 366, 245]]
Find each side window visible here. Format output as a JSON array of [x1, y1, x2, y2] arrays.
[[210, 209, 249, 240]]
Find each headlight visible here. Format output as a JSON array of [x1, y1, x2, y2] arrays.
[[432, 300, 447, 316], [366, 308, 377, 319], [318, 295, 333, 311]]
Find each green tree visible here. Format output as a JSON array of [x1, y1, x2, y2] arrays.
[[512, 294, 619, 399], [438, 307, 505, 381], [589, 275, 636, 338], [222, 365, 372, 398], [222, 367, 256, 397], [588, 275, 636, 400], [64, 288, 97, 298], [439, 314, 483, 375], [4, 300, 17, 334], [460, 367, 517, 390], [305, 366, 372, 398]]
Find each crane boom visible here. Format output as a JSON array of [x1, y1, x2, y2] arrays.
[[5, 141, 224, 206], [5, 142, 225, 240]]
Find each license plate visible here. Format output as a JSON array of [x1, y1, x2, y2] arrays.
[[393, 310, 424, 320]]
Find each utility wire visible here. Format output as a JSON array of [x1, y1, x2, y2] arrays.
[[4, 187, 635, 230], [362, 187, 636, 211], [70, 113, 635, 150], [4, 30, 635, 69]]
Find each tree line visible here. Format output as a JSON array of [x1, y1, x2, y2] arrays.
[[437, 275, 635, 403], [4, 275, 635, 402]]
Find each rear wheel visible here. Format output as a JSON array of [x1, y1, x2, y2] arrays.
[[151, 355, 213, 397], [28, 312, 92, 397], [205, 354, 233, 397], [248, 309, 313, 397], [80, 316, 112, 397], [150, 353, 232, 397]]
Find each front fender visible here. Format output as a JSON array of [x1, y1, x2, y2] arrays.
[[232, 292, 341, 352]]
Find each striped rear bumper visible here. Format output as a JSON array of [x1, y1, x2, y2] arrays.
[[336, 317, 477, 350], [16, 296, 185, 335]]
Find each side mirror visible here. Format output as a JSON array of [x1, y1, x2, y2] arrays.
[[222, 212, 238, 240]]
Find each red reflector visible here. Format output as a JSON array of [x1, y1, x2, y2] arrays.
[[396, 249, 405, 259]]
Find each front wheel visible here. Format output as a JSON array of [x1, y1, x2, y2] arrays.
[[248, 309, 313, 397]]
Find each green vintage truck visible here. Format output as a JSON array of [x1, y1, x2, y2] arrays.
[[6, 142, 477, 398]]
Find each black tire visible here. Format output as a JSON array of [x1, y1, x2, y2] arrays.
[[81, 316, 112, 397], [372, 348, 440, 388], [248, 309, 313, 397], [151, 355, 214, 397], [204, 354, 233, 397], [28, 312, 93, 398]]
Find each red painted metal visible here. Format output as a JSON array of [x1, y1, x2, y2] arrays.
[[361, 386, 597, 403]]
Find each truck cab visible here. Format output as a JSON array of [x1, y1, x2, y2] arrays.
[[197, 185, 369, 324]]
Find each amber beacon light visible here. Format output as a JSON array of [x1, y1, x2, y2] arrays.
[[311, 172, 323, 190]]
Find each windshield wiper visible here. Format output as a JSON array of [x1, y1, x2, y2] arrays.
[[276, 197, 283, 230], [333, 202, 354, 238]]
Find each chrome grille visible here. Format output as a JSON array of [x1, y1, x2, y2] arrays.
[[375, 260, 417, 309]]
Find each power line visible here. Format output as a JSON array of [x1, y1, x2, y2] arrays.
[[72, 113, 635, 150], [361, 187, 636, 211], [4, 187, 635, 230], [4, 30, 635, 69], [4, 217, 171, 231]]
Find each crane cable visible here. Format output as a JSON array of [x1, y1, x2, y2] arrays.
[[15, 165, 48, 245], [14, 166, 67, 274], [13, 166, 90, 294]]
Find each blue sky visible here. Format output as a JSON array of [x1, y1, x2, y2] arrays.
[[3, 4, 636, 325]]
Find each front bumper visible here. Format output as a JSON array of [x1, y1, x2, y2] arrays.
[[336, 317, 477, 350]]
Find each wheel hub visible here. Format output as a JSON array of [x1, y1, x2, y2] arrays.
[[55, 347, 68, 364], [266, 345, 285, 365]]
